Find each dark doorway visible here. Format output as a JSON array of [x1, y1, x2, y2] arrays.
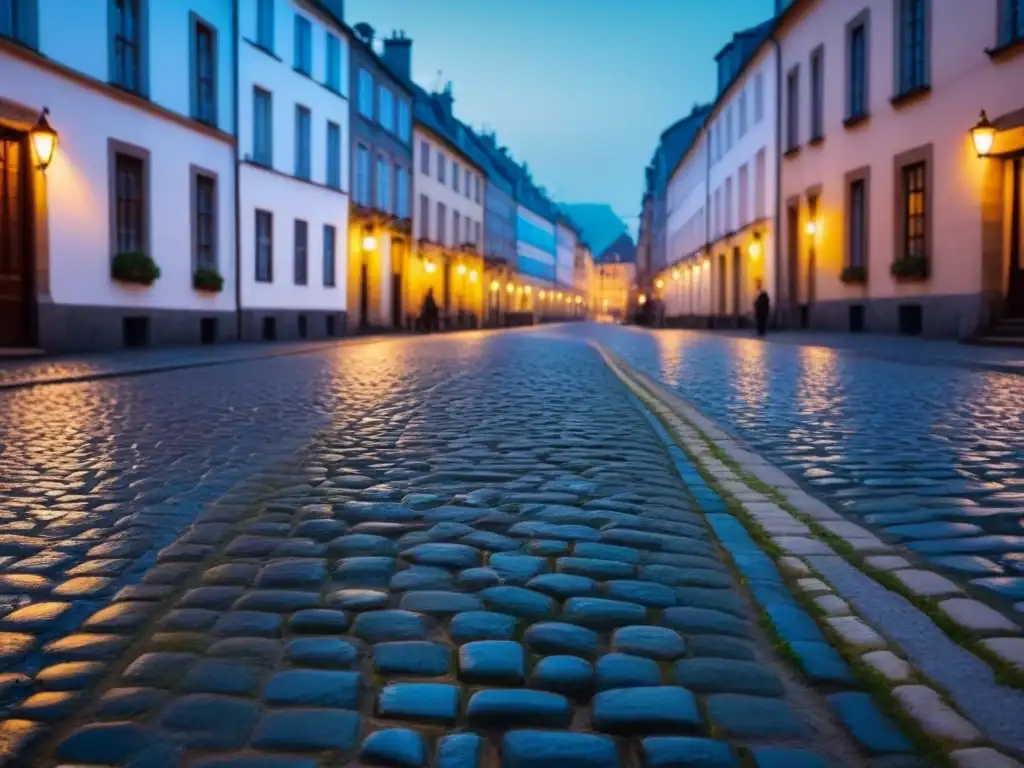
[[786, 203, 799, 326], [200, 317, 218, 344], [731, 246, 742, 321], [392, 270, 402, 328], [123, 316, 150, 348], [849, 304, 865, 332], [1008, 157, 1024, 316], [0, 132, 33, 348], [359, 263, 369, 327], [262, 316, 277, 341], [297, 314, 307, 339], [717, 253, 727, 319], [899, 304, 923, 335]]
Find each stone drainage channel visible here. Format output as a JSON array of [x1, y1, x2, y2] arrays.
[[595, 342, 1024, 768], [0, 333, 1003, 768]]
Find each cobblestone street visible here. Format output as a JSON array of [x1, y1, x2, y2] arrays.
[[585, 326, 1024, 612], [0, 329, 1021, 765]]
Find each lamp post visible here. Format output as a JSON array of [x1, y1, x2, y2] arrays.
[[971, 110, 995, 158], [30, 107, 58, 172]]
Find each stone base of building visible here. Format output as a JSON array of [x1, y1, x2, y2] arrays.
[[37, 301, 239, 354], [798, 292, 996, 339], [238, 309, 348, 343]]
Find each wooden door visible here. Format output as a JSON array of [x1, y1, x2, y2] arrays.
[[0, 134, 33, 347]]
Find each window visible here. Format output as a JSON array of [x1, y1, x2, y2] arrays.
[[397, 100, 411, 143], [376, 156, 390, 213], [724, 176, 733, 233], [293, 219, 308, 285], [0, 0, 39, 47], [256, 0, 273, 50], [464, 216, 471, 243], [355, 144, 370, 204], [726, 108, 733, 151], [738, 90, 747, 137], [438, 152, 447, 183], [419, 194, 430, 239], [848, 178, 866, 267], [420, 141, 431, 175], [738, 163, 749, 226], [847, 15, 869, 120], [253, 87, 272, 166], [193, 171, 216, 270], [754, 148, 767, 219], [294, 14, 311, 74], [325, 32, 341, 91], [754, 72, 764, 123], [714, 187, 722, 237], [395, 167, 409, 218], [323, 224, 336, 286], [464, 168, 471, 198], [999, 0, 1024, 46], [453, 161, 461, 193], [454, 211, 461, 244], [113, 150, 146, 254], [255, 209, 273, 282], [897, 0, 928, 94], [191, 16, 217, 126], [785, 66, 799, 151], [902, 161, 926, 259], [326, 121, 341, 189], [294, 105, 311, 179], [358, 68, 373, 118], [437, 202, 447, 245], [474, 221, 481, 247], [475, 176, 481, 203], [111, 0, 145, 93], [810, 46, 824, 141], [379, 86, 394, 132]]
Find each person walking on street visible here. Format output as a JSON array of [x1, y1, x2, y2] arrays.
[[422, 288, 440, 333], [754, 280, 770, 337]]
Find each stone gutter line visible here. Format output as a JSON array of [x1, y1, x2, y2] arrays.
[[590, 340, 1024, 765]]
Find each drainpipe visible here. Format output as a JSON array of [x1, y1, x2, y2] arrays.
[[232, 0, 243, 341], [769, 31, 783, 328]]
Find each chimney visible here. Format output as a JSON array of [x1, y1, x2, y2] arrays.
[[353, 22, 375, 46], [435, 81, 454, 118], [382, 30, 412, 80]]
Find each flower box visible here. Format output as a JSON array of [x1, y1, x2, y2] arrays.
[[890, 256, 929, 281], [840, 265, 867, 284], [193, 267, 225, 293], [111, 252, 160, 286]]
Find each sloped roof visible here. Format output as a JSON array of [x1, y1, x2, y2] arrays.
[[561, 204, 630, 259], [596, 232, 637, 264]]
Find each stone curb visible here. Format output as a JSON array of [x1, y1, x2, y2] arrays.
[[592, 342, 1024, 767]]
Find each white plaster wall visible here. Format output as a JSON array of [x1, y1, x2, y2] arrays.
[[239, 165, 349, 310], [238, 0, 351, 311], [413, 127, 484, 248], [39, 0, 235, 135], [665, 132, 708, 285], [2, 51, 236, 312], [555, 224, 577, 288]]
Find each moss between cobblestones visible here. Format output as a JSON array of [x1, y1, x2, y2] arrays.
[[604, 355, 967, 767]]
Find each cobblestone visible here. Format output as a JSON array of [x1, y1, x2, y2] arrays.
[[0, 332, 892, 765]]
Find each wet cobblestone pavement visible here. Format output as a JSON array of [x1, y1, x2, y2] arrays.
[[581, 325, 1024, 614], [0, 333, 880, 766]]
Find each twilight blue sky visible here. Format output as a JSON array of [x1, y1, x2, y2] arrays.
[[345, 0, 774, 236]]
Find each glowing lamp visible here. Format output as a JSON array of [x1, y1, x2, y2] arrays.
[[638, 294, 648, 306], [748, 233, 763, 260], [30, 108, 58, 172], [456, 263, 467, 276], [971, 110, 995, 157], [575, 296, 582, 304], [506, 282, 514, 294], [539, 290, 546, 299], [362, 231, 378, 252], [524, 286, 532, 295], [672, 269, 680, 281], [490, 280, 500, 293], [655, 279, 665, 290], [469, 270, 478, 282], [805, 220, 817, 236]]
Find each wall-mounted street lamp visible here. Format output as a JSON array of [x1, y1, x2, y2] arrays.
[[971, 110, 995, 158], [424, 257, 437, 273], [30, 107, 59, 172], [638, 294, 648, 306], [748, 232, 763, 260], [655, 279, 665, 290], [539, 290, 547, 300], [456, 263, 467, 276], [490, 280, 500, 293], [805, 220, 817, 237], [362, 225, 377, 252], [506, 282, 514, 294], [469, 270, 478, 282], [524, 286, 532, 296], [672, 269, 680, 281]]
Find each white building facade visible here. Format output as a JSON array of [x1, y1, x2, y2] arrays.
[[414, 126, 485, 252], [237, 0, 350, 341], [555, 221, 577, 289], [704, 40, 779, 325], [663, 132, 711, 317], [1, 0, 237, 352]]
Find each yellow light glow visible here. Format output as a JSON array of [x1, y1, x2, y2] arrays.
[[456, 264, 467, 276], [565, 296, 571, 304], [575, 296, 582, 304], [655, 279, 664, 290], [702, 260, 710, 271], [672, 269, 680, 281], [30, 108, 58, 172], [524, 286, 532, 295], [806, 220, 817, 236], [490, 280, 500, 293], [424, 259, 437, 273], [603, 299, 609, 308], [556, 292, 563, 300], [971, 110, 995, 157], [638, 294, 648, 305], [516, 286, 523, 295], [506, 283, 515, 294], [748, 238, 762, 260], [469, 270, 478, 282], [539, 290, 546, 299], [362, 234, 378, 251]]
